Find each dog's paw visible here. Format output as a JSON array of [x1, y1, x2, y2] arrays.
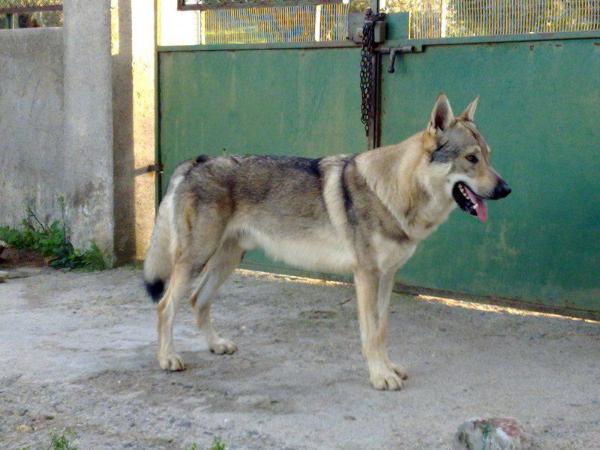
[[387, 361, 409, 380], [209, 338, 238, 355], [158, 353, 186, 371], [369, 364, 404, 391]]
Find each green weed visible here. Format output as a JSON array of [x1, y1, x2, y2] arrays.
[[188, 437, 226, 450], [48, 430, 78, 450], [0, 201, 106, 271], [210, 438, 226, 450]]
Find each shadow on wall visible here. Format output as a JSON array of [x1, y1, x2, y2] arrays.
[[113, 0, 136, 263]]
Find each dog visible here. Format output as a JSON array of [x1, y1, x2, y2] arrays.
[[143, 94, 511, 390]]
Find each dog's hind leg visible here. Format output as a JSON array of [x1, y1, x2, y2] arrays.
[[190, 239, 244, 355], [376, 268, 408, 381], [196, 302, 237, 355], [157, 260, 193, 371], [355, 268, 404, 391]]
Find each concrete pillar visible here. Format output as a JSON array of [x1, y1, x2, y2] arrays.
[[112, 0, 157, 262], [63, 0, 115, 262], [131, 0, 157, 261], [112, 0, 135, 261]]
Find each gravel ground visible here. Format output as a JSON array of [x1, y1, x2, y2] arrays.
[[1, 267, 599, 450]]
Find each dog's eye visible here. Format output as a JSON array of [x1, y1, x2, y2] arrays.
[[465, 154, 479, 164]]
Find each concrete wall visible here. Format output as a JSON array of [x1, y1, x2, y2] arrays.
[[0, 28, 64, 228], [62, 0, 114, 260], [0, 2, 115, 262], [0, 0, 156, 263]]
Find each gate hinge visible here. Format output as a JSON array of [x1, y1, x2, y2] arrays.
[[350, 14, 386, 45], [146, 163, 164, 174]]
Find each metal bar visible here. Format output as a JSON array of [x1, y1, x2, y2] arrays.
[[0, 5, 62, 14], [367, 51, 381, 150], [155, 0, 163, 204], [157, 40, 359, 52], [382, 29, 600, 48], [314, 3, 322, 41], [178, 0, 342, 11], [366, 0, 381, 150]]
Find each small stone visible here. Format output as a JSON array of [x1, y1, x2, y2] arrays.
[[179, 419, 192, 428], [0, 270, 7, 283], [16, 424, 33, 433], [454, 417, 533, 450]]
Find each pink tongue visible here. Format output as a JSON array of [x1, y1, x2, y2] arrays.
[[465, 187, 488, 223]]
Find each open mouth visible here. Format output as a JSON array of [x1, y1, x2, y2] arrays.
[[452, 182, 488, 223]]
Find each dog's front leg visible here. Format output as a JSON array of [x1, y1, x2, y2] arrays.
[[354, 268, 404, 390], [376, 269, 408, 381]]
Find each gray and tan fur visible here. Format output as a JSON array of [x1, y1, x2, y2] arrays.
[[143, 95, 511, 390]]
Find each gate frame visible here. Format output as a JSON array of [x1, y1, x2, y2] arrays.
[[154, 4, 600, 321]]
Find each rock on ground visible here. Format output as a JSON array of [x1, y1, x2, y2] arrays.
[[454, 417, 534, 450]]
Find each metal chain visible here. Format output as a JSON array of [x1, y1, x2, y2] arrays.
[[360, 8, 385, 137]]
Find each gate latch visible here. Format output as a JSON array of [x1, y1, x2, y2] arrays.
[[387, 45, 417, 73], [146, 163, 164, 174]]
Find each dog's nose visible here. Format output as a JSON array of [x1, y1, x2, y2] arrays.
[[492, 179, 511, 199]]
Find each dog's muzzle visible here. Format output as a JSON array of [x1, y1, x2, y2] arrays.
[[490, 179, 511, 200]]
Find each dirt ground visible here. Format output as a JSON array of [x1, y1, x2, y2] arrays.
[[1, 268, 599, 450]]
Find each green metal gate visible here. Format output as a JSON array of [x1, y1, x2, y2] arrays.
[[379, 15, 599, 318], [157, 7, 600, 319]]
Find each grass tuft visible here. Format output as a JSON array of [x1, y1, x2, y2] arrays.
[[210, 438, 226, 450], [0, 201, 106, 271], [48, 430, 77, 450], [188, 437, 226, 450]]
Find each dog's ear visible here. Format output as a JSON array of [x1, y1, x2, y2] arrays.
[[458, 96, 479, 121], [428, 94, 454, 133]]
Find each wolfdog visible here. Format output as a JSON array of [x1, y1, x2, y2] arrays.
[[144, 95, 511, 390]]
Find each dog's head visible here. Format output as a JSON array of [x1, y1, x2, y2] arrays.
[[425, 94, 511, 222]]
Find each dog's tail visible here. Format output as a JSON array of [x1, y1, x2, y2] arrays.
[[143, 162, 195, 302], [143, 201, 173, 302]]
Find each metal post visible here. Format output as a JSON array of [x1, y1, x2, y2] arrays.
[[200, 10, 206, 45], [368, 0, 381, 150], [441, 0, 448, 38], [314, 4, 322, 42]]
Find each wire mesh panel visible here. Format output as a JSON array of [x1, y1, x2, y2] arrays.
[[385, 0, 600, 39], [318, 3, 350, 40], [181, 0, 342, 8], [0, 0, 62, 29], [201, 3, 349, 44], [0, 0, 62, 13]]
